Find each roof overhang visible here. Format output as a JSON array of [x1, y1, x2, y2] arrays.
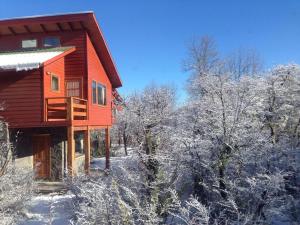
[[0, 47, 75, 72], [0, 12, 122, 88]]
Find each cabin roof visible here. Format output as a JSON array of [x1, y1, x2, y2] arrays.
[[0, 47, 75, 72], [0, 12, 122, 88]]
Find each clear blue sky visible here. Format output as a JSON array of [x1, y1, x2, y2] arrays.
[[1, 0, 300, 101]]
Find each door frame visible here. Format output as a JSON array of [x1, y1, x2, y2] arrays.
[[32, 134, 51, 179]]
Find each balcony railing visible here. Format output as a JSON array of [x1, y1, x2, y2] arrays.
[[45, 97, 88, 122]]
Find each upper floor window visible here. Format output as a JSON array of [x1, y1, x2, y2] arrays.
[[43, 37, 60, 48], [92, 81, 107, 106], [92, 81, 97, 104], [51, 74, 59, 92], [22, 39, 37, 48], [66, 79, 81, 97], [97, 83, 106, 105]]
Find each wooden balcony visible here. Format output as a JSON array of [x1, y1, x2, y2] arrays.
[[45, 97, 88, 122]]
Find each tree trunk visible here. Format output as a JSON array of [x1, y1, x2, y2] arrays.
[[123, 130, 128, 156], [144, 129, 151, 155], [218, 143, 231, 200], [0, 122, 10, 177], [219, 165, 227, 200], [118, 130, 121, 146], [144, 129, 159, 195]]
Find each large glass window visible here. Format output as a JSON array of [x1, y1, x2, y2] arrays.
[[92, 81, 97, 104], [92, 81, 107, 106], [22, 39, 37, 48], [97, 83, 106, 105], [44, 37, 60, 47]]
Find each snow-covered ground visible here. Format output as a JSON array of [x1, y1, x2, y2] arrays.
[[18, 194, 74, 225], [91, 155, 132, 170], [17, 151, 137, 225]]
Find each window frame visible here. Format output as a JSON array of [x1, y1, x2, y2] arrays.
[[43, 37, 61, 48], [97, 83, 107, 106], [92, 80, 97, 105], [91, 80, 107, 106], [21, 39, 37, 49], [65, 78, 83, 98], [50, 74, 60, 92]]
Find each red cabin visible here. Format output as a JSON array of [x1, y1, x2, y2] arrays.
[[0, 12, 122, 179]]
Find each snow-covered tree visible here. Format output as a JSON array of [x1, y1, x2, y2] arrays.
[[112, 97, 135, 156], [174, 62, 300, 224], [0, 119, 35, 225]]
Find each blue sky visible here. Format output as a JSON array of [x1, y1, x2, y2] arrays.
[[1, 0, 300, 101]]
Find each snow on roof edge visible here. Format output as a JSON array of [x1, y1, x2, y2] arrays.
[[0, 47, 74, 72], [0, 46, 74, 55]]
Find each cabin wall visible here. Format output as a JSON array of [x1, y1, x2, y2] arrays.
[[0, 70, 43, 128], [0, 30, 115, 128], [64, 32, 87, 99], [86, 34, 113, 126], [43, 57, 66, 98], [0, 30, 88, 98]]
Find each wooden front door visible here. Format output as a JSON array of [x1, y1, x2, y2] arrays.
[[33, 135, 51, 179]]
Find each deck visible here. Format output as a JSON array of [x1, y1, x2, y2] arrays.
[[45, 97, 88, 122]]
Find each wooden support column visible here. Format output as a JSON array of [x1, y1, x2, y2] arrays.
[[84, 127, 90, 174], [105, 127, 110, 170], [67, 126, 75, 176]]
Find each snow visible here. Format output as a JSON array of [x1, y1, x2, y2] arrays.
[[91, 156, 130, 169], [16, 155, 137, 225], [0, 49, 66, 71], [17, 194, 74, 225]]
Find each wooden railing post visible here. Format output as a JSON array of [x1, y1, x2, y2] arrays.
[[45, 98, 48, 121], [86, 100, 89, 120], [67, 97, 74, 121]]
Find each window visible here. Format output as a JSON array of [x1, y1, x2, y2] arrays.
[[92, 81, 97, 104], [66, 80, 81, 97], [51, 75, 59, 91], [75, 132, 84, 156], [97, 83, 106, 105], [43, 37, 60, 47], [22, 39, 37, 48], [92, 81, 107, 106]]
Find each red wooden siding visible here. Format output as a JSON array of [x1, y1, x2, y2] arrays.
[[0, 23, 119, 128], [0, 70, 43, 127], [43, 57, 65, 98], [0, 31, 87, 98], [86, 33, 113, 126], [63, 31, 87, 99]]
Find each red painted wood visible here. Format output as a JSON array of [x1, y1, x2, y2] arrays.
[[44, 57, 66, 99], [0, 13, 121, 129], [0, 71, 43, 128], [86, 34, 113, 126], [0, 12, 122, 88]]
